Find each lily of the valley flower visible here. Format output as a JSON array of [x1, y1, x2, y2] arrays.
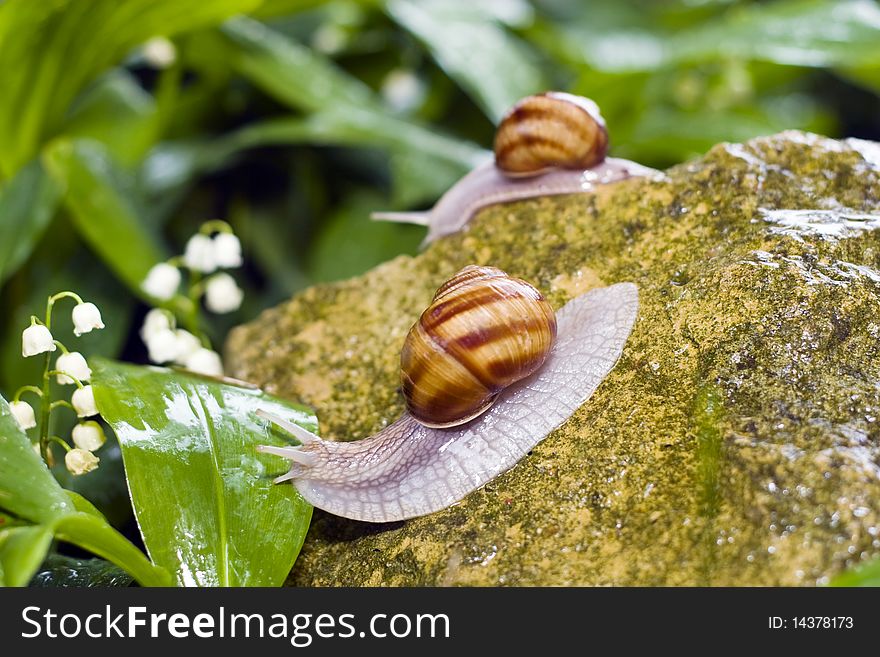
[[184, 348, 224, 376], [71, 302, 105, 336], [142, 263, 182, 300], [9, 400, 36, 430], [174, 329, 202, 361], [56, 352, 92, 385], [146, 329, 180, 364], [183, 234, 216, 273], [204, 273, 244, 314], [72, 421, 106, 451], [65, 448, 99, 476], [212, 233, 243, 268], [142, 36, 177, 68], [71, 385, 99, 418], [22, 324, 56, 357], [140, 308, 173, 342]]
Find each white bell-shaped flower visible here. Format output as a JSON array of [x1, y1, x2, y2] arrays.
[[142, 36, 177, 68], [22, 324, 56, 357], [173, 329, 202, 364], [72, 302, 105, 336], [184, 348, 224, 376], [9, 400, 37, 430], [142, 263, 181, 300], [184, 234, 216, 273], [65, 448, 99, 475], [56, 352, 92, 385], [212, 233, 243, 268], [72, 421, 106, 451], [140, 308, 173, 343], [146, 329, 180, 364], [204, 273, 244, 314], [72, 385, 99, 418]]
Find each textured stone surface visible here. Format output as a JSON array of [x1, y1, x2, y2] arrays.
[[227, 132, 880, 586]]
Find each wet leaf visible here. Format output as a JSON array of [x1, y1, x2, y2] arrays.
[[0, 525, 54, 587], [29, 554, 134, 588], [91, 358, 316, 586], [830, 558, 880, 587], [0, 394, 76, 524]]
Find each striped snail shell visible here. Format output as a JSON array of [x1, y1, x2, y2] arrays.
[[494, 92, 609, 178], [400, 265, 557, 428]]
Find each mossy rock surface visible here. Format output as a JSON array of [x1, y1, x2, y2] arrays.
[[226, 132, 880, 586]]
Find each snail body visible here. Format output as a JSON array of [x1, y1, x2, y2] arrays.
[[371, 92, 658, 244], [257, 270, 639, 523]]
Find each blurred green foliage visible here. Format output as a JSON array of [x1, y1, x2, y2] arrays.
[[0, 0, 878, 586], [1, 0, 879, 398]]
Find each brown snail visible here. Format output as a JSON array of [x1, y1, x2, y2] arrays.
[[494, 92, 609, 177], [371, 92, 656, 244], [257, 266, 639, 523], [401, 265, 557, 428]]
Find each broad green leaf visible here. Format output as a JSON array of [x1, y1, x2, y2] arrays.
[[0, 525, 54, 587], [0, 394, 76, 524], [92, 358, 316, 587], [830, 558, 880, 587], [42, 139, 168, 297], [30, 554, 133, 588], [52, 511, 170, 587], [0, 0, 262, 177], [63, 70, 158, 167], [219, 18, 485, 171], [386, 0, 547, 122], [0, 161, 60, 285]]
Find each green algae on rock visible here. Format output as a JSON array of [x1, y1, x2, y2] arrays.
[[226, 131, 880, 586]]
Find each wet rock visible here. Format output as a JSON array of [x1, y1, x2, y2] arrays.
[[227, 132, 880, 586]]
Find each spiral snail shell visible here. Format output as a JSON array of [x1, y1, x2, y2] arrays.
[[256, 267, 639, 523], [401, 265, 557, 428], [494, 92, 609, 177], [371, 92, 657, 244]]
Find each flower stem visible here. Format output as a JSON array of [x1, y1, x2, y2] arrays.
[[47, 371, 85, 389], [200, 219, 233, 235], [13, 385, 43, 403], [49, 436, 71, 452]]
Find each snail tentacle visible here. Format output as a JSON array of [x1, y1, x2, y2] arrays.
[[257, 282, 639, 523]]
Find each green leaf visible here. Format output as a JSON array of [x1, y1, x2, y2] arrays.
[[0, 161, 60, 285], [42, 139, 168, 297], [830, 558, 880, 587], [29, 554, 133, 588], [52, 511, 170, 587], [91, 358, 316, 587], [386, 0, 547, 122], [0, 0, 263, 177], [63, 70, 158, 168], [0, 525, 54, 587], [0, 394, 76, 524], [219, 17, 485, 171]]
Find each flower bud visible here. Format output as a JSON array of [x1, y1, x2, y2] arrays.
[[212, 233, 243, 268], [72, 302, 105, 337], [142, 36, 177, 68], [184, 234, 216, 273], [72, 421, 106, 451], [56, 352, 92, 385], [184, 348, 224, 377], [22, 324, 56, 357], [140, 308, 173, 343], [9, 400, 37, 430], [72, 385, 99, 418], [204, 273, 244, 314], [65, 448, 99, 476], [142, 263, 182, 300]]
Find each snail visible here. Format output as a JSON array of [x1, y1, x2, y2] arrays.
[[371, 92, 658, 244], [256, 266, 639, 523]]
